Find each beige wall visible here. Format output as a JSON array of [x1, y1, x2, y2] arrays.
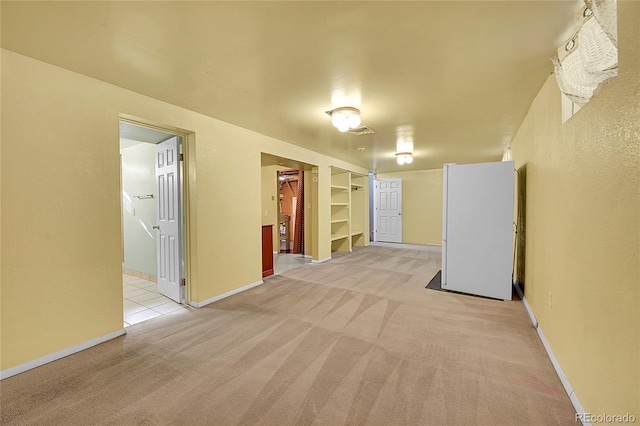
[[377, 169, 443, 245], [508, 1, 639, 416], [0, 49, 367, 371]]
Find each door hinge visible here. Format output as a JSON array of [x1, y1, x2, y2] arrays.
[[179, 153, 184, 161], [180, 278, 186, 286]]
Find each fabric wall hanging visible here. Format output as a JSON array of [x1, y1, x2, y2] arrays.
[[553, 0, 618, 106]]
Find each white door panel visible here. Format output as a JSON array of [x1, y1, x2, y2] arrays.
[[441, 161, 514, 300], [374, 179, 402, 243], [156, 137, 182, 303]]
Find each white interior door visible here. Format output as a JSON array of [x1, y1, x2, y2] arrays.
[[374, 179, 402, 243], [155, 137, 182, 303]]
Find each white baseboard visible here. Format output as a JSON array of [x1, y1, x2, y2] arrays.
[[311, 257, 331, 264], [189, 279, 263, 308], [514, 282, 538, 328], [370, 242, 442, 251], [0, 329, 126, 380], [516, 281, 588, 425], [303, 254, 312, 259]]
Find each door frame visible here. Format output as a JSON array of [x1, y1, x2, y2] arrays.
[[119, 115, 193, 305]]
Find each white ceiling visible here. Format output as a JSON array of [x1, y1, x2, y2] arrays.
[[1, 1, 580, 172]]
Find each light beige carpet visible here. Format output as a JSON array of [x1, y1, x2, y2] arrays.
[[1, 245, 576, 425]]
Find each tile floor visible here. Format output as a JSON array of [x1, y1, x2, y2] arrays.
[[273, 253, 312, 276], [123, 274, 186, 327]]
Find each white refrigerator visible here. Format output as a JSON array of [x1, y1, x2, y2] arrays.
[[441, 161, 514, 300]]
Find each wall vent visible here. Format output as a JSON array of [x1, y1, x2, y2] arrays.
[[347, 126, 375, 135]]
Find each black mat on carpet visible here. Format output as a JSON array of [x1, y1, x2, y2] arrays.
[[426, 270, 521, 300], [426, 270, 442, 291]]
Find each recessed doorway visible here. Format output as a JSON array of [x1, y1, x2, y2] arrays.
[[261, 154, 317, 277], [119, 120, 188, 326]]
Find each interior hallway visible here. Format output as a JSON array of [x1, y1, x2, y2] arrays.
[[1, 245, 575, 425]]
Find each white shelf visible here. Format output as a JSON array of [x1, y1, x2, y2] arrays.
[[331, 202, 348, 206], [331, 233, 349, 242], [331, 185, 349, 190], [351, 230, 364, 236], [331, 218, 349, 224], [351, 183, 364, 189]]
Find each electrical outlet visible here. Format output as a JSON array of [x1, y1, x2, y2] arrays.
[[548, 291, 552, 310]]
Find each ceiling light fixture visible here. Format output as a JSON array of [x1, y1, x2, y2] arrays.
[[395, 152, 414, 165], [327, 107, 361, 132]]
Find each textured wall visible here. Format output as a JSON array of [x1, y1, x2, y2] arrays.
[[509, 1, 639, 416], [0, 50, 366, 370], [377, 169, 443, 245]]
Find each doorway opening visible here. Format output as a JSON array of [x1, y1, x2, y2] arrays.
[[119, 120, 187, 327], [278, 170, 303, 254], [261, 154, 316, 277]]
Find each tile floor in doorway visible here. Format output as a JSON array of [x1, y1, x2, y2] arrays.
[[273, 253, 312, 276], [123, 275, 186, 327]]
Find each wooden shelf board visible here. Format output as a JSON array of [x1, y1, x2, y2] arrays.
[[331, 185, 348, 190], [331, 219, 349, 224], [331, 234, 349, 242], [331, 202, 349, 206], [351, 230, 364, 236], [350, 183, 364, 189]]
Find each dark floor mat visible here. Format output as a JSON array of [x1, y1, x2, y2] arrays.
[[426, 270, 442, 291]]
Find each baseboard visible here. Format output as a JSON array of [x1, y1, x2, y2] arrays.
[[0, 329, 126, 380], [311, 256, 331, 264], [514, 281, 538, 328], [516, 281, 588, 425], [189, 280, 263, 308], [303, 254, 312, 259], [370, 242, 442, 251], [123, 268, 157, 283]]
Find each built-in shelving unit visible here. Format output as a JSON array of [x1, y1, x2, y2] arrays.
[[330, 167, 369, 254], [350, 173, 367, 248], [331, 168, 351, 252]]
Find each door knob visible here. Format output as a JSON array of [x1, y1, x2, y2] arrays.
[[152, 225, 160, 230]]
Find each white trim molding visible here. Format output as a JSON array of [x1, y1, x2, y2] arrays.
[[516, 281, 589, 425], [189, 280, 263, 308], [0, 329, 126, 380], [311, 257, 332, 264]]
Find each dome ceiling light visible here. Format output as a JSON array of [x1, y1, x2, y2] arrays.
[[326, 107, 362, 132], [395, 152, 414, 165]]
